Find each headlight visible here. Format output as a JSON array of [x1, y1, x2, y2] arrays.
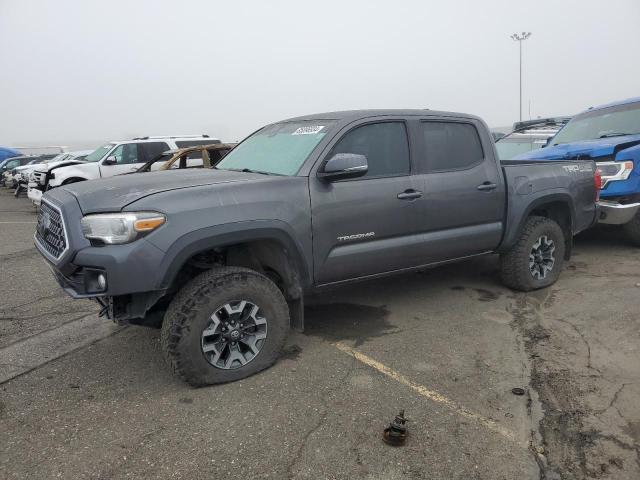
[[81, 212, 165, 244], [596, 160, 633, 188]]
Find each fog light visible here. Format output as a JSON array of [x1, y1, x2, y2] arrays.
[[84, 268, 107, 293]]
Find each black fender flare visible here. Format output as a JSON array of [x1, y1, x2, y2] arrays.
[[156, 220, 312, 292], [500, 192, 576, 252]]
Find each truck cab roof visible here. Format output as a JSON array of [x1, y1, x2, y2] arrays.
[[587, 96, 640, 112], [283, 109, 483, 123]]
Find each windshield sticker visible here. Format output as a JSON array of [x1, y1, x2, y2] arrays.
[[292, 126, 324, 135]]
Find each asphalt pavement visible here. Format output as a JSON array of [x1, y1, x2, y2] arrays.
[[1, 187, 638, 479]]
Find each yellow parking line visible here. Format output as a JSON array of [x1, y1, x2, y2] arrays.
[[334, 341, 518, 443]]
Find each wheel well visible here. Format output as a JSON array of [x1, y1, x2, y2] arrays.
[[529, 201, 573, 259], [61, 177, 86, 185], [167, 239, 304, 329]]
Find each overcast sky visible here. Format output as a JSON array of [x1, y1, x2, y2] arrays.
[[1, 0, 639, 149]]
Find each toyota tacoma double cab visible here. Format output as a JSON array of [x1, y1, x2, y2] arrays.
[[34, 110, 599, 386]]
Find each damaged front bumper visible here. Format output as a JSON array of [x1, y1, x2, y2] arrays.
[[27, 183, 43, 206], [598, 200, 640, 225]]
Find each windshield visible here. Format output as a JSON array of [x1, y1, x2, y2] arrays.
[[551, 102, 640, 145], [84, 143, 114, 162], [496, 138, 547, 159], [217, 121, 335, 175]]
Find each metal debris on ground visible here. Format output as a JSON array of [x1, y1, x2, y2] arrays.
[[382, 410, 408, 446], [511, 387, 526, 396]]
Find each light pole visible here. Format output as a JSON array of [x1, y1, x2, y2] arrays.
[[511, 32, 532, 122]]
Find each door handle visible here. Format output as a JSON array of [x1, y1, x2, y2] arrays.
[[477, 182, 497, 191], [397, 189, 423, 200]]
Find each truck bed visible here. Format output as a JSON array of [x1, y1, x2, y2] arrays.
[[499, 159, 598, 250]]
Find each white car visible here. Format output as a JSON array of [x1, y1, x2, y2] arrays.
[[26, 150, 93, 204], [4, 158, 41, 189], [30, 136, 218, 202]]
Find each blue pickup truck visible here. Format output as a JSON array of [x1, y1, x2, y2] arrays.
[[515, 97, 640, 244]]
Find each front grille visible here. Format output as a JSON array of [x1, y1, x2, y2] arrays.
[[35, 201, 67, 260], [33, 171, 46, 185]]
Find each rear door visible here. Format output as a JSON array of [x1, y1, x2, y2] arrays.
[[411, 118, 505, 262], [141, 142, 170, 163], [310, 119, 426, 285], [141, 142, 172, 170]]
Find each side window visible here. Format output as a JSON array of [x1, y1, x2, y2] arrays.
[[6, 160, 20, 169], [141, 142, 169, 161], [110, 144, 140, 164], [329, 122, 410, 178], [420, 122, 484, 172]]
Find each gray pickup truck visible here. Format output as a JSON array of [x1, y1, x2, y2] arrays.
[[35, 110, 599, 385]]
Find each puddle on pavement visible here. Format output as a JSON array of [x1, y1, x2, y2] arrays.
[[473, 288, 500, 302], [304, 303, 398, 347], [280, 344, 302, 360]]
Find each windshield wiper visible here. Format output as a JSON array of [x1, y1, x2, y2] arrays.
[[599, 132, 633, 138], [222, 167, 280, 176]]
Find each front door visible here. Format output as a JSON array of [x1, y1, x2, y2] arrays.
[[310, 120, 424, 285], [99, 143, 145, 177]]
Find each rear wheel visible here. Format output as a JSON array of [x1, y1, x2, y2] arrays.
[[160, 267, 289, 386], [500, 216, 566, 291], [623, 211, 640, 246]]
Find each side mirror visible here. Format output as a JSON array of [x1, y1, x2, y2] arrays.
[[102, 156, 117, 165], [319, 153, 368, 181]]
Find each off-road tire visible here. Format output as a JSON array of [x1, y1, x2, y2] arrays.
[[500, 216, 565, 291], [623, 211, 640, 247], [160, 266, 289, 386]]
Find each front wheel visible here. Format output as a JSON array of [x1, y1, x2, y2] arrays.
[[160, 267, 289, 386], [623, 210, 640, 247], [500, 216, 566, 291]]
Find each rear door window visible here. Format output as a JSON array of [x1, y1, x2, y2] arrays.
[[419, 121, 484, 172], [141, 142, 170, 162]]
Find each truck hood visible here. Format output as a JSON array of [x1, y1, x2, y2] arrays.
[[39, 159, 87, 172], [60, 168, 267, 213], [514, 133, 640, 161], [15, 164, 43, 172]]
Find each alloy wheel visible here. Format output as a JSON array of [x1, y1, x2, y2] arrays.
[[201, 300, 268, 369]]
